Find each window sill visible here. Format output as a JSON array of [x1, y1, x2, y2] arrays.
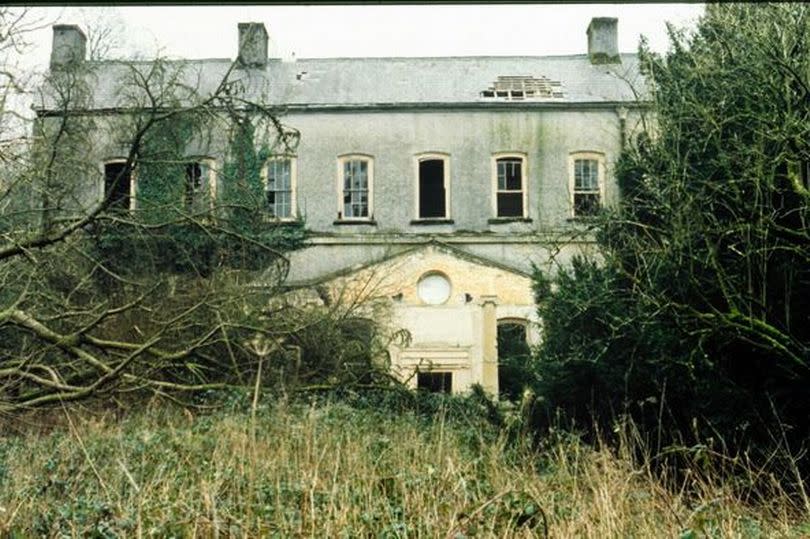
[[410, 218, 454, 225], [488, 217, 532, 224], [333, 219, 377, 226]]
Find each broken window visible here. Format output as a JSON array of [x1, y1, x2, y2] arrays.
[[184, 159, 214, 212], [495, 155, 526, 218], [339, 156, 372, 219], [103, 160, 133, 211], [497, 320, 531, 401], [572, 155, 603, 217], [480, 75, 564, 100], [418, 156, 448, 219], [265, 157, 295, 219], [417, 371, 452, 394]]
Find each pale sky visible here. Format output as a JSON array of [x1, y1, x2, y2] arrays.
[[21, 4, 704, 68]]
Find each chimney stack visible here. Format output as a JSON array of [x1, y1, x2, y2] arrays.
[[587, 17, 619, 64], [50, 25, 86, 69], [238, 22, 269, 68]]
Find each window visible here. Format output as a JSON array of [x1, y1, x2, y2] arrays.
[[497, 319, 531, 400], [337, 155, 373, 220], [103, 160, 135, 210], [417, 371, 452, 394], [492, 153, 527, 218], [184, 158, 215, 212], [570, 152, 605, 217], [263, 156, 296, 219], [415, 153, 450, 219], [480, 75, 564, 100], [417, 272, 452, 305]]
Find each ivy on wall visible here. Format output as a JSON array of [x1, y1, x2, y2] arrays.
[[93, 109, 306, 278]]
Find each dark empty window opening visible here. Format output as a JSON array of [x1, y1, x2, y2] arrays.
[[496, 158, 524, 217], [417, 371, 452, 394], [419, 159, 446, 218], [104, 161, 132, 210], [497, 321, 531, 401]]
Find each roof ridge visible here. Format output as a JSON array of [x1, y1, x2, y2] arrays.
[[85, 53, 639, 65]]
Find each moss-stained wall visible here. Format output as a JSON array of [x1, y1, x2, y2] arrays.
[[287, 108, 627, 231], [38, 102, 637, 284]]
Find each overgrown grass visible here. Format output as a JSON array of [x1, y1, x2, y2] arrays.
[[0, 395, 806, 537]]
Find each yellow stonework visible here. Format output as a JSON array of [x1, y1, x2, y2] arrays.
[[309, 243, 538, 396]]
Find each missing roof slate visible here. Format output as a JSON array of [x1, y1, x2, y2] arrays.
[[481, 75, 564, 100]]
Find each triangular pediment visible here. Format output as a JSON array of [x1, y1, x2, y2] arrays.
[[286, 241, 534, 308]]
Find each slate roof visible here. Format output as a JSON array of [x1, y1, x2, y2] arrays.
[[35, 53, 645, 112]]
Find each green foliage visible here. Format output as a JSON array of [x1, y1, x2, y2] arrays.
[[90, 220, 306, 277], [531, 4, 810, 461], [0, 400, 803, 536], [135, 111, 198, 224], [92, 109, 307, 277], [220, 118, 267, 231], [497, 321, 534, 401]]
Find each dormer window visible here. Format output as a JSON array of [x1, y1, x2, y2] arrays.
[[480, 75, 564, 100]]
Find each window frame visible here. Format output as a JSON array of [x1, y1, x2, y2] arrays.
[[491, 152, 528, 219], [101, 158, 137, 211], [183, 156, 217, 213], [261, 155, 297, 221], [496, 317, 530, 354], [568, 151, 606, 218], [336, 153, 374, 221], [416, 371, 453, 394], [413, 152, 451, 220]]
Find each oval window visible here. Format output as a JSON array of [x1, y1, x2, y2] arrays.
[[417, 272, 451, 305]]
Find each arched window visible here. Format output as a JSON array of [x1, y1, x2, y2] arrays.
[[569, 151, 606, 217], [337, 154, 374, 220], [497, 318, 531, 400], [491, 152, 528, 218], [414, 152, 450, 220], [263, 155, 297, 219]]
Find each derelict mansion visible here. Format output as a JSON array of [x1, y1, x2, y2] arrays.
[[40, 18, 645, 395]]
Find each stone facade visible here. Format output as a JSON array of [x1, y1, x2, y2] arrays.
[[37, 17, 645, 395]]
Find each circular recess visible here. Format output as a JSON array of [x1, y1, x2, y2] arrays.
[[417, 272, 451, 305]]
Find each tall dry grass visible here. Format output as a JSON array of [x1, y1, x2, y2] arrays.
[[0, 397, 806, 537]]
